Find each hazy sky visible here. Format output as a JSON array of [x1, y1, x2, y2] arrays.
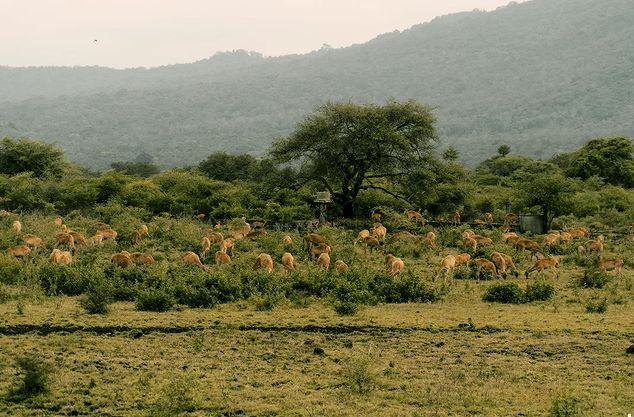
[[2, 0, 526, 69]]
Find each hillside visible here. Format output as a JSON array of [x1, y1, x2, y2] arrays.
[[1, 0, 633, 169]]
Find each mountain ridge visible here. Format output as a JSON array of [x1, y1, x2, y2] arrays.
[[1, 0, 633, 169]]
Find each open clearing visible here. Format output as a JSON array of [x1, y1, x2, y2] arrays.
[[1, 273, 633, 417]]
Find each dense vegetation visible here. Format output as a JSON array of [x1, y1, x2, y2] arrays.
[[1, 0, 633, 169]]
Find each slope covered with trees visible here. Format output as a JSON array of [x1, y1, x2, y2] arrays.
[[0, 0, 633, 169]]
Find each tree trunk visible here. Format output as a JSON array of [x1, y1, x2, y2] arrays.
[[342, 198, 355, 218]]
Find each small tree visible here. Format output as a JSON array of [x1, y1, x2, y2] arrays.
[[497, 144, 511, 157], [442, 146, 459, 161], [517, 172, 576, 230]]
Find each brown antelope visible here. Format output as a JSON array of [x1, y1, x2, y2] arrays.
[[316, 253, 331, 271], [281, 235, 293, 246], [50, 249, 72, 265], [12, 220, 22, 234], [525, 257, 559, 278], [491, 251, 519, 278], [387, 257, 404, 275], [254, 253, 274, 273], [475, 258, 498, 280], [130, 252, 155, 265], [281, 252, 296, 273], [370, 223, 387, 242], [353, 229, 370, 246], [452, 210, 461, 226], [334, 259, 349, 272], [585, 235, 604, 255], [183, 251, 208, 270], [360, 236, 381, 253], [215, 250, 231, 266], [200, 237, 212, 259], [22, 234, 43, 248], [598, 258, 623, 275], [7, 245, 30, 257], [434, 255, 456, 282], [111, 252, 133, 268], [303, 233, 327, 252]]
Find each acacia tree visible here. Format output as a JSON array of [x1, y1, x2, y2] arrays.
[[271, 100, 437, 217]]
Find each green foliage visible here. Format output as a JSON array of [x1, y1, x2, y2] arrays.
[[549, 394, 579, 417], [80, 274, 113, 314], [566, 137, 634, 187], [271, 100, 437, 217], [0, 254, 24, 285], [0, 137, 65, 178], [576, 268, 611, 289], [517, 172, 576, 229], [585, 297, 608, 314], [135, 288, 175, 312], [38, 264, 87, 296], [0, 284, 10, 304], [147, 376, 197, 417], [342, 356, 377, 394], [482, 282, 525, 304], [111, 161, 160, 178], [524, 281, 555, 302], [9, 355, 53, 399]]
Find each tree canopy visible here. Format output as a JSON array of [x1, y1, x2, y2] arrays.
[[271, 100, 437, 217], [565, 137, 634, 188], [0, 137, 65, 178]]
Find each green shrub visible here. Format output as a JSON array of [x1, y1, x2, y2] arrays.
[[342, 357, 376, 394], [9, 355, 53, 399], [80, 276, 113, 314], [333, 300, 360, 316], [0, 284, 10, 304], [0, 254, 25, 285], [135, 288, 175, 312], [525, 281, 555, 302], [147, 376, 196, 417], [549, 394, 579, 417], [482, 282, 525, 304], [38, 264, 87, 296], [576, 268, 610, 289], [585, 298, 608, 313], [252, 292, 285, 311]]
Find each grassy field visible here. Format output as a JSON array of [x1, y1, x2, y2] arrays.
[[1, 214, 634, 416], [1, 272, 633, 417]]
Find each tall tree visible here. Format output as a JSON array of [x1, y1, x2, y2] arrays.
[[271, 100, 437, 217], [517, 172, 576, 230]]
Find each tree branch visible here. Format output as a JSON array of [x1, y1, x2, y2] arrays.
[[360, 184, 411, 203]]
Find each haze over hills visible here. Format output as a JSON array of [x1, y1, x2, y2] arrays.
[[1, 0, 633, 170]]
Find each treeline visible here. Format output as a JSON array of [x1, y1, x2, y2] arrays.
[[2, 134, 634, 229]]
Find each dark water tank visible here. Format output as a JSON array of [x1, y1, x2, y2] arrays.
[[519, 214, 545, 235]]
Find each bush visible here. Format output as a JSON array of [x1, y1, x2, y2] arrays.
[[525, 281, 555, 302], [482, 282, 525, 304], [38, 264, 87, 296], [549, 394, 579, 417], [0, 254, 24, 285], [148, 376, 196, 417], [342, 357, 377, 394], [0, 284, 10, 304], [333, 300, 360, 316], [252, 292, 285, 311], [576, 268, 610, 289], [135, 288, 175, 312], [585, 298, 608, 313], [9, 355, 52, 399], [80, 276, 113, 314]]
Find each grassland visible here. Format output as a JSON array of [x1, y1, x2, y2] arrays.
[[1, 215, 634, 416]]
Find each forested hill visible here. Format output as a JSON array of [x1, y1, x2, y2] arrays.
[[1, 0, 633, 169]]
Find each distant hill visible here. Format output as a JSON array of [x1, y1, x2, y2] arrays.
[[1, 0, 633, 169]]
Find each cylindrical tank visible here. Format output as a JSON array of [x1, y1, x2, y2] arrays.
[[519, 214, 545, 234]]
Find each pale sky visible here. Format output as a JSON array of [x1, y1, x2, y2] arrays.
[[1, 0, 526, 69]]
